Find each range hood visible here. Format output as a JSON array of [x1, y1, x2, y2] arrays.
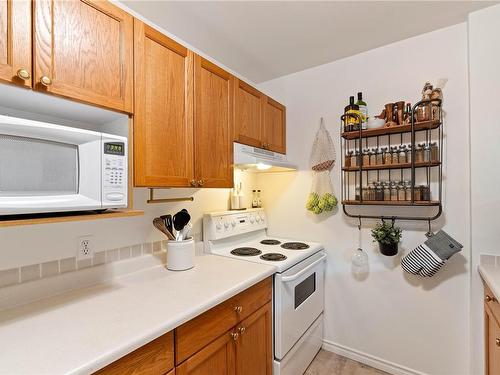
[[233, 142, 297, 172]]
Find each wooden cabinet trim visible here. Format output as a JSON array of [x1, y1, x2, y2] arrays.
[[94, 331, 174, 375], [33, 0, 134, 113], [133, 19, 194, 187], [0, 0, 31, 87]]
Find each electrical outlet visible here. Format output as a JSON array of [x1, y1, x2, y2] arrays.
[[77, 235, 94, 260]]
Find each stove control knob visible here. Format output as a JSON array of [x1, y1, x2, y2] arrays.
[[249, 216, 255, 224], [216, 220, 222, 230], [224, 220, 230, 229], [259, 212, 265, 221], [255, 216, 261, 223], [231, 220, 237, 227]]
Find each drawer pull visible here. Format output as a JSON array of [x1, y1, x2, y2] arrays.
[[238, 327, 246, 335], [234, 305, 243, 313], [230, 332, 239, 341], [40, 75, 52, 86], [486, 295, 496, 303], [496, 339, 500, 347], [16, 68, 30, 80]]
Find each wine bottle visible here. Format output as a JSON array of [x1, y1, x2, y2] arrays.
[[356, 92, 368, 130], [344, 96, 360, 131]]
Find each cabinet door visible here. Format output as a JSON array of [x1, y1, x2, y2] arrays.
[[193, 55, 234, 188], [235, 302, 272, 375], [486, 306, 500, 375], [176, 330, 235, 375], [33, 0, 133, 113], [134, 20, 194, 187], [0, 0, 31, 87], [262, 96, 286, 154], [234, 79, 263, 148]]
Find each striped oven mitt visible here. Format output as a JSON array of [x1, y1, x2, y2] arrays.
[[401, 230, 463, 277]]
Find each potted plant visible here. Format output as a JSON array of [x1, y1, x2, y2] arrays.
[[371, 221, 402, 256]]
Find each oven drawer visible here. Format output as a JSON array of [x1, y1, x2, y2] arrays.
[[274, 251, 326, 360], [175, 277, 272, 364]]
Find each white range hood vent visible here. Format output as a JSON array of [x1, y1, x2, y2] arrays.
[[233, 142, 297, 173]]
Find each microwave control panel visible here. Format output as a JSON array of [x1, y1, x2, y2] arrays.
[[102, 139, 127, 207]]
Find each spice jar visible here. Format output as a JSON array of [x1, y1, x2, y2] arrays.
[[362, 149, 370, 166], [430, 142, 439, 162], [375, 148, 383, 166], [421, 185, 431, 201], [413, 185, 421, 201], [415, 143, 424, 163], [398, 182, 406, 201], [363, 186, 370, 201], [355, 186, 361, 201], [390, 182, 398, 201], [405, 181, 412, 201], [351, 151, 359, 167], [406, 144, 412, 163], [381, 147, 390, 165], [423, 144, 431, 163], [370, 148, 377, 166], [398, 145, 407, 164], [375, 183, 384, 201], [383, 182, 391, 201], [345, 151, 352, 167]]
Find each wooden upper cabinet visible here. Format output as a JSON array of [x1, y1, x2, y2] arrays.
[[176, 330, 235, 375], [134, 20, 194, 187], [262, 96, 286, 154], [235, 302, 272, 375], [193, 55, 234, 188], [33, 0, 133, 113], [234, 79, 263, 148], [0, 0, 31, 87]]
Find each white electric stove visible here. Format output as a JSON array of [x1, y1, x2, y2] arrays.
[[203, 208, 326, 375]]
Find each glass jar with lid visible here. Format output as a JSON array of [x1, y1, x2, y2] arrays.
[[398, 182, 406, 201], [404, 181, 412, 201], [415, 143, 424, 163], [381, 147, 390, 165], [370, 148, 377, 166], [375, 148, 383, 166], [351, 151, 359, 167], [355, 186, 361, 201], [390, 182, 398, 201], [398, 145, 407, 164], [375, 183, 384, 201], [406, 144, 412, 163], [430, 142, 439, 162], [413, 185, 421, 201], [383, 182, 391, 201], [421, 185, 431, 201], [345, 151, 353, 167], [423, 144, 431, 163], [362, 148, 370, 166]]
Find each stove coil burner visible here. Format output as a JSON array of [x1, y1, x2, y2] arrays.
[[231, 247, 262, 256], [260, 239, 281, 245], [260, 253, 287, 261], [281, 242, 310, 250]]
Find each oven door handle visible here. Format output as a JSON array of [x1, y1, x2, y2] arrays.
[[281, 253, 327, 283]]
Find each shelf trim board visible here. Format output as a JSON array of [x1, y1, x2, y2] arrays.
[[342, 161, 440, 172], [341, 119, 441, 140], [342, 200, 440, 207], [0, 210, 144, 228]]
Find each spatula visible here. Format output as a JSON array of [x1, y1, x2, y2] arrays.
[[153, 217, 175, 240]]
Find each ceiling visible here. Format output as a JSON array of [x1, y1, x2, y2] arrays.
[[122, 1, 496, 83]]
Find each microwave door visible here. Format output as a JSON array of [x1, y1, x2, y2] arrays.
[[0, 116, 102, 214]]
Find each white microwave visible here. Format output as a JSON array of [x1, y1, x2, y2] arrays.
[[0, 115, 128, 215]]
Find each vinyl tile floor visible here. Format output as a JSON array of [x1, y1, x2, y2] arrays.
[[305, 350, 390, 375]]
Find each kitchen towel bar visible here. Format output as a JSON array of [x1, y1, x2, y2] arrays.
[[147, 189, 194, 204]]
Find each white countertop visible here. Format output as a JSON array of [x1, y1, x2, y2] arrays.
[[479, 264, 500, 300], [0, 254, 275, 375]]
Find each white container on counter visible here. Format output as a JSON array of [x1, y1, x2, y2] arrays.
[[167, 238, 195, 271]]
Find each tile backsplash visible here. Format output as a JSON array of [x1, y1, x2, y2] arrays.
[[0, 240, 167, 288]]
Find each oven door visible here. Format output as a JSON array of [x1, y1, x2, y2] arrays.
[[274, 250, 326, 360], [0, 115, 102, 214]]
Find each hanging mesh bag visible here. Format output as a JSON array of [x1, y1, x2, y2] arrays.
[[306, 118, 338, 214]]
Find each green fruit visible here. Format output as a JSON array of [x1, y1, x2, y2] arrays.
[[313, 206, 323, 214]]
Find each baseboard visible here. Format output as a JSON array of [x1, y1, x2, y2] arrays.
[[322, 339, 428, 375]]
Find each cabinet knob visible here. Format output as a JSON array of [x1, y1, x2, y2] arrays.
[[234, 305, 242, 313], [16, 68, 30, 80], [496, 338, 500, 347], [230, 332, 239, 341], [197, 179, 204, 187], [190, 180, 197, 187], [486, 295, 496, 303], [238, 326, 246, 335], [40, 76, 52, 86]]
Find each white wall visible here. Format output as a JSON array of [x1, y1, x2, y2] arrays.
[[469, 4, 500, 375], [258, 24, 470, 375]]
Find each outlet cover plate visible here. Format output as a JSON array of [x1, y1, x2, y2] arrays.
[[77, 235, 94, 260]]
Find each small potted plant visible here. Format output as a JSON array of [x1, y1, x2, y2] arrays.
[[371, 221, 402, 256]]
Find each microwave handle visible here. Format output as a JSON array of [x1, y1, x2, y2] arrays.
[[281, 253, 327, 283]]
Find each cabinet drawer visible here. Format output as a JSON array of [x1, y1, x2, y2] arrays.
[[94, 331, 174, 375], [485, 284, 500, 323], [175, 277, 272, 365]]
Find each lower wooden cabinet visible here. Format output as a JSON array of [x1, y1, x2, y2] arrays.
[[484, 284, 500, 375]]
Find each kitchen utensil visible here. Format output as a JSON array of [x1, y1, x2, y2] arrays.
[[367, 117, 385, 129], [395, 101, 405, 125], [160, 214, 174, 236], [153, 217, 175, 240], [180, 222, 192, 241], [173, 209, 191, 232]]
